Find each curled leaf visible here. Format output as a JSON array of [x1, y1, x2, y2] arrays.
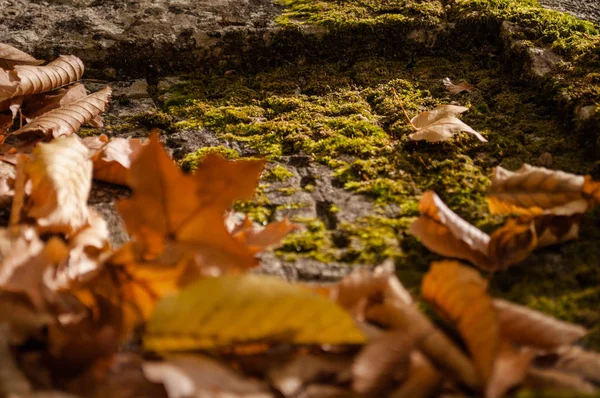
[[11, 86, 111, 139], [552, 346, 600, 383], [389, 352, 442, 398], [422, 261, 498, 384], [144, 274, 367, 351], [524, 368, 597, 394], [443, 78, 473, 94], [83, 135, 146, 186], [21, 82, 89, 122], [11, 55, 84, 99], [0, 43, 44, 69], [409, 105, 486, 142], [493, 299, 586, 349]]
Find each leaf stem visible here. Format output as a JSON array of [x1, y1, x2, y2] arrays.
[[391, 88, 417, 131]]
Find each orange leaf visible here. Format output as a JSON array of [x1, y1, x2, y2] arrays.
[[83, 135, 146, 186]]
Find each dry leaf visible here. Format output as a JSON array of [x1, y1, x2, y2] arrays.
[[0, 43, 44, 69], [486, 343, 533, 398], [352, 331, 413, 395], [422, 261, 498, 384], [143, 274, 367, 351], [487, 218, 537, 270], [443, 78, 473, 94], [0, 68, 19, 101], [488, 165, 589, 216], [532, 213, 583, 248], [11, 86, 111, 139], [15, 135, 92, 235], [21, 83, 88, 122], [524, 367, 597, 394], [493, 299, 586, 349], [117, 133, 264, 274], [143, 354, 272, 398], [389, 352, 442, 398], [231, 216, 298, 255], [83, 135, 146, 186], [268, 354, 351, 397], [409, 191, 491, 269], [9, 55, 84, 100], [409, 105, 487, 142], [552, 346, 600, 383]]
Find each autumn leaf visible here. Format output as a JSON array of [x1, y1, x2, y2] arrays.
[[488, 164, 590, 216], [408, 105, 487, 142], [443, 77, 473, 94], [0, 43, 44, 69], [117, 133, 265, 273], [487, 218, 537, 270], [486, 343, 533, 398], [231, 216, 298, 255], [12, 135, 92, 235], [409, 191, 492, 269], [0, 68, 19, 102], [552, 346, 600, 384], [389, 352, 442, 398], [21, 83, 89, 122], [493, 299, 586, 349], [83, 134, 146, 186], [524, 368, 597, 395], [10, 86, 111, 139], [143, 274, 367, 351], [421, 260, 499, 384]]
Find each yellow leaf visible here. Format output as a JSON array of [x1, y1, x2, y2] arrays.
[[488, 164, 589, 216], [143, 274, 367, 351], [421, 260, 499, 384]]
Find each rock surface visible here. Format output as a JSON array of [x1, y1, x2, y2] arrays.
[[540, 0, 600, 24]]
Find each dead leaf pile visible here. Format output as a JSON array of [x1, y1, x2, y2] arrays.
[[0, 43, 597, 398], [410, 164, 600, 271]]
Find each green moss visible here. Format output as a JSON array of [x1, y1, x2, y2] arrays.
[[264, 165, 295, 182], [132, 110, 176, 132], [277, 218, 336, 263], [180, 146, 240, 172]]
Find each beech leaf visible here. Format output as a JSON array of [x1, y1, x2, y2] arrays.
[[0, 43, 44, 69], [143, 274, 367, 351], [443, 77, 473, 94], [409, 105, 487, 142], [11, 86, 111, 139], [422, 260, 499, 384]]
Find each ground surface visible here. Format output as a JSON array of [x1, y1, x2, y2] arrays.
[[540, 0, 600, 23], [2, 0, 600, 349]]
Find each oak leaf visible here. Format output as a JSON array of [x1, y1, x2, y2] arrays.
[[10, 86, 111, 139], [143, 274, 367, 351], [421, 260, 499, 384], [0, 43, 44, 69], [492, 299, 586, 349], [488, 164, 590, 216], [12, 135, 92, 235], [409, 105, 487, 142], [83, 134, 146, 186], [443, 77, 473, 94]]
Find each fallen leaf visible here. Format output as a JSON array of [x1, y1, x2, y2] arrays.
[[143, 354, 273, 398], [389, 352, 442, 398], [268, 354, 350, 397], [21, 83, 88, 122], [83, 135, 146, 185], [486, 343, 533, 398], [117, 133, 264, 274], [8, 55, 84, 100], [143, 274, 367, 351], [421, 261, 498, 384], [487, 218, 537, 270], [443, 78, 473, 94], [14, 135, 92, 235], [409, 191, 492, 269], [488, 165, 589, 216], [409, 105, 487, 142], [0, 68, 19, 101], [552, 346, 600, 384], [524, 368, 597, 395], [231, 216, 298, 255], [492, 299, 586, 349], [11, 86, 111, 139], [352, 331, 413, 395], [0, 43, 44, 69]]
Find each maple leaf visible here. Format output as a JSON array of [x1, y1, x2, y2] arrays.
[[0, 43, 44, 69], [117, 133, 266, 273], [443, 77, 474, 94], [83, 134, 146, 186]]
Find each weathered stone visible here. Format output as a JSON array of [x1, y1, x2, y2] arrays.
[[526, 47, 563, 78]]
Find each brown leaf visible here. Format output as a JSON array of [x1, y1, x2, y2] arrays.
[[486, 343, 533, 398], [409, 191, 492, 270], [389, 352, 443, 398], [532, 213, 583, 248], [0, 68, 19, 101], [21, 83, 88, 122], [14, 135, 92, 235], [9, 55, 84, 100], [409, 105, 487, 142], [0, 43, 44, 69], [142, 354, 272, 398], [493, 299, 586, 349], [487, 218, 537, 270], [524, 368, 597, 395], [231, 216, 298, 255], [268, 354, 351, 397], [422, 261, 499, 384], [488, 164, 589, 216], [117, 133, 264, 274], [11, 86, 111, 139], [443, 78, 473, 94], [83, 135, 146, 185], [352, 331, 413, 395], [552, 346, 600, 384]]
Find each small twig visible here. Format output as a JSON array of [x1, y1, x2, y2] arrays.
[[391, 88, 417, 130]]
